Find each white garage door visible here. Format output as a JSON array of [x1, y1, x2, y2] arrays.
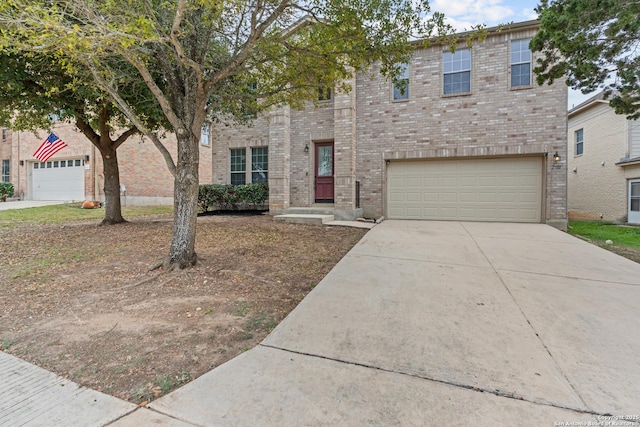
[[32, 159, 85, 201], [387, 157, 543, 222]]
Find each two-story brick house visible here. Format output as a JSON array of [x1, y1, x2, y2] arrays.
[[567, 92, 640, 224], [0, 123, 212, 205], [211, 20, 568, 229]]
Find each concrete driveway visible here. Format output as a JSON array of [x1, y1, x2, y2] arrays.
[[112, 220, 640, 426]]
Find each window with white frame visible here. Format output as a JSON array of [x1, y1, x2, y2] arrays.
[[575, 129, 584, 155], [2, 159, 9, 182], [200, 124, 210, 146], [230, 148, 246, 185], [511, 39, 532, 88], [392, 63, 410, 100], [230, 147, 269, 185], [251, 147, 268, 183], [443, 49, 471, 95]]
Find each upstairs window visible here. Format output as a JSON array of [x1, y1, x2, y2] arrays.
[[200, 124, 210, 146], [575, 129, 584, 155], [443, 49, 471, 95], [511, 39, 532, 88], [392, 63, 410, 100], [318, 87, 332, 101], [230, 148, 246, 185]]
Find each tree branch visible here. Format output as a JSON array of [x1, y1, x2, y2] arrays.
[[204, 0, 293, 93], [85, 60, 176, 176]]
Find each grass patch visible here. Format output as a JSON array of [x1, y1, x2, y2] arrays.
[[244, 312, 276, 333], [568, 221, 640, 248], [155, 371, 191, 394], [0, 204, 173, 227], [229, 301, 249, 317]]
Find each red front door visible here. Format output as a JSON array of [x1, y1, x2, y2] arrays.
[[315, 142, 334, 203]]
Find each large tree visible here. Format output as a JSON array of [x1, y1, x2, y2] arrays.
[[531, 0, 640, 118], [0, 52, 169, 224], [0, 0, 458, 270]]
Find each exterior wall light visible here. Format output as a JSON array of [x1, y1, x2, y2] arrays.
[[553, 152, 560, 162], [304, 144, 309, 153]]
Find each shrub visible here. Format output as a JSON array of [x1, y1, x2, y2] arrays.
[[0, 182, 14, 201], [198, 183, 268, 212]]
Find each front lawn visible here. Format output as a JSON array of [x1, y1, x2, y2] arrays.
[[0, 203, 173, 227], [0, 211, 366, 403], [568, 221, 640, 264], [568, 221, 640, 249]]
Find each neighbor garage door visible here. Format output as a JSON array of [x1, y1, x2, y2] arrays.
[[387, 156, 542, 222], [32, 159, 85, 201]]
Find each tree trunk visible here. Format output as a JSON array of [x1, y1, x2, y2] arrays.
[[167, 131, 199, 269], [100, 146, 126, 225]]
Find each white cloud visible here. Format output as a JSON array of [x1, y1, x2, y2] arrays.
[[429, 0, 537, 30]]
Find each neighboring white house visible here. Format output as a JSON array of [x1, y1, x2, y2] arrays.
[[567, 92, 640, 224]]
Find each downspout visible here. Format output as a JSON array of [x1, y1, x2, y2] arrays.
[[16, 131, 21, 199], [93, 143, 99, 200]]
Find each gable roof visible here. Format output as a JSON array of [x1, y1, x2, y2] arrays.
[[568, 91, 610, 117]]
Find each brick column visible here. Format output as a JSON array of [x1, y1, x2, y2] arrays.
[[333, 73, 357, 212], [268, 105, 291, 213]]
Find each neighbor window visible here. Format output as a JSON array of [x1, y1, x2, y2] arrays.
[[2, 159, 9, 182], [443, 49, 471, 95], [200, 124, 210, 146], [2, 128, 6, 140], [318, 87, 332, 101], [230, 148, 246, 185], [575, 129, 584, 155], [251, 147, 268, 183], [511, 39, 532, 88], [392, 63, 410, 100]]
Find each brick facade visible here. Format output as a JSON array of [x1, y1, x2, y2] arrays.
[[211, 20, 568, 229], [2, 122, 212, 204], [568, 96, 640, 223]]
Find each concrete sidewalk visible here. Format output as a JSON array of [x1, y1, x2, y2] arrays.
[[4, 221, 640, 426], [0, 200, 66, 211]]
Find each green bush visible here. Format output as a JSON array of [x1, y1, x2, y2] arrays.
[[0, 182, 14, 201], [198, 183, 268, 212]]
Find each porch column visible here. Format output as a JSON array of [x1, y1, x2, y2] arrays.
[[333, 72, 357, 212], [268, 105, 291, 214]]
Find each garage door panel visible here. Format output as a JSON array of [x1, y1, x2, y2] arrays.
[[519, 192, 539, 203], [498, 192, 519, 203], [406, 192, 422, 202], [440, 192, 458, 202], [389, 193, 405, 202], [459, 192, 476, 202], [387, 157, 542, 223], [423, 191, 439, 202]]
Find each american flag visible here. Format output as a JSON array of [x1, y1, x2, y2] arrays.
[[33, 133, 68, 162]]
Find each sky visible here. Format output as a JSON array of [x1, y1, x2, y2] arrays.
[[430, 0, 593, 109]]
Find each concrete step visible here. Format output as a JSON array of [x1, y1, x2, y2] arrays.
[[284, 207, 336, 216], [273, 214, 335, 225]]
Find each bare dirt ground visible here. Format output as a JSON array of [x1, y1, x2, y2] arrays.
[[0, 213, 366, 404]]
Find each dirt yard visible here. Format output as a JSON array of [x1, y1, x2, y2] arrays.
[[0, 213, 367, 404]]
